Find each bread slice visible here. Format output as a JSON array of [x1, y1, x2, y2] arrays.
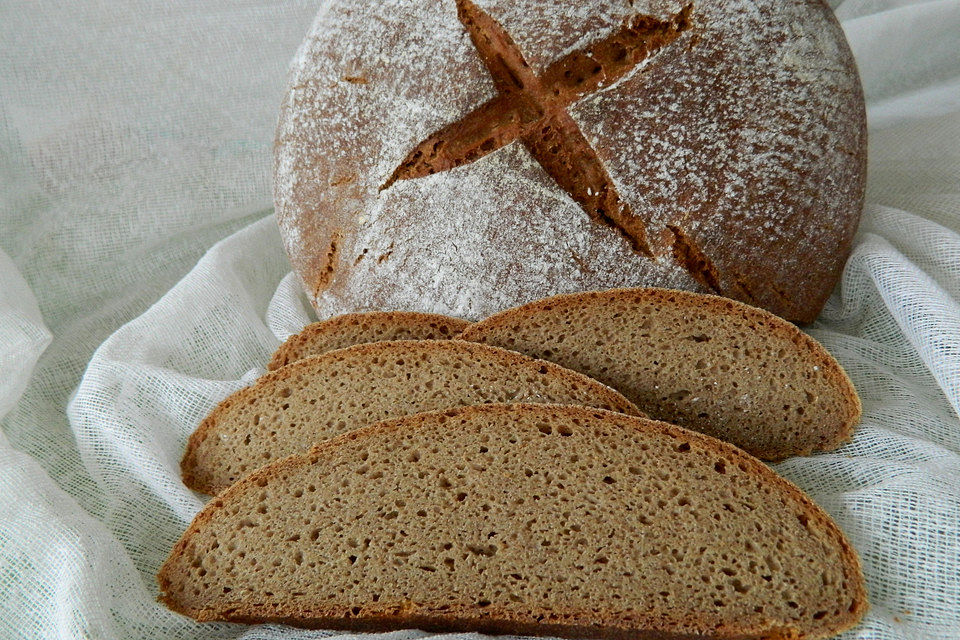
[[160, 403, 867, 639], [183, 340, 639, 494], [460, 288, 861, 460], [269, 311, 470, 370]]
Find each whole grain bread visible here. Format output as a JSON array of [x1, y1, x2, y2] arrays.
[[460, 288, 861, 460], [269, 311, 470, 370], [160, 403, 867, 639], [183, 340, 639, 494]]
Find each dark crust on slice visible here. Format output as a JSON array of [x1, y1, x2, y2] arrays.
[[160, 403, 868, 640], [268, 311, 471, 370], [182, 340, 642, 494], [186, 607, 801, 640], [459, 287, 862, 460]]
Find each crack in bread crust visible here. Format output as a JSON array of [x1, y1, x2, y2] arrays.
[[382, 0, 695, 258]]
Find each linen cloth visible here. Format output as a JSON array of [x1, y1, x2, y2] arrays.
[[1, 0, 959, 638]]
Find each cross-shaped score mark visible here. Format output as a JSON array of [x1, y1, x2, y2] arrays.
[[381, 0, 694, 257]]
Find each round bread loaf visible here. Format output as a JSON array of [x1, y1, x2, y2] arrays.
[[275, 0, 865, 323]]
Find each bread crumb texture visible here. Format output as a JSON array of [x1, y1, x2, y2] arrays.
[[183, 340, 638, 494], [160, 404, 867, 639], [461, 288, 861, 460]]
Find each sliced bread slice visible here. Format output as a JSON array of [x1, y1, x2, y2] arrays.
[[183, 340, 639, 494], [269, 311, 469, 370], [160, 403, 867, 639], [460, 288, 861, 460]]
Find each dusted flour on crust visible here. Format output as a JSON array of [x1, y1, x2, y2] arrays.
[[274, 0, 865, 323]]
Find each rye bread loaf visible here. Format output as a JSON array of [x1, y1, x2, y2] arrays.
[[269, 311, 469, 370], [159, 403, 867, 639], [460, 288, 861, 460], [275, 0, 865, 323], [183, 340, 639, 494]]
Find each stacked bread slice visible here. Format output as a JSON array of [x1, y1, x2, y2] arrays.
[[184, 339, 639, 495], [161, 290, 867, 639], [268, 311, 470, 370], [460, 288, 861, 460]]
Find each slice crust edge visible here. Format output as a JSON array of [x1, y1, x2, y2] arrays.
[[269, 311, 471, 370]]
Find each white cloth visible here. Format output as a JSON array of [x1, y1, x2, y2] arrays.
[[1, 0, 958, 638]]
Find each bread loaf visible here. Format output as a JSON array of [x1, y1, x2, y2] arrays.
[[269, 311, 469, 370], [183, 340, 639, 494], [275, 0, 865, 323], [460, 288, 861, 459], [160, 403, 867, 639]]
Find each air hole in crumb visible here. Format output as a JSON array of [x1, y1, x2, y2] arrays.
[[468, 544, 498, 557]]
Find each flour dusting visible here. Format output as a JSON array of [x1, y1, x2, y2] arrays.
[[274, 0, 865, 322]]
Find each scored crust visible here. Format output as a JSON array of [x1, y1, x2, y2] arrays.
[[274, 0, 866, 323], [160, 403, 868, 639], [268, 311, 470, 370], [459, 287, 862, 460]]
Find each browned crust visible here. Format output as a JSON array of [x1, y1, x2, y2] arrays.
[[275, 0, 866, 326], [459, 287, 863, 460], [182, 339, 642, 494], [178, 604, 800, 640], [160, 403, 867, 639], [801, 0, 868, 327], [268, 311, 471, 370]]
